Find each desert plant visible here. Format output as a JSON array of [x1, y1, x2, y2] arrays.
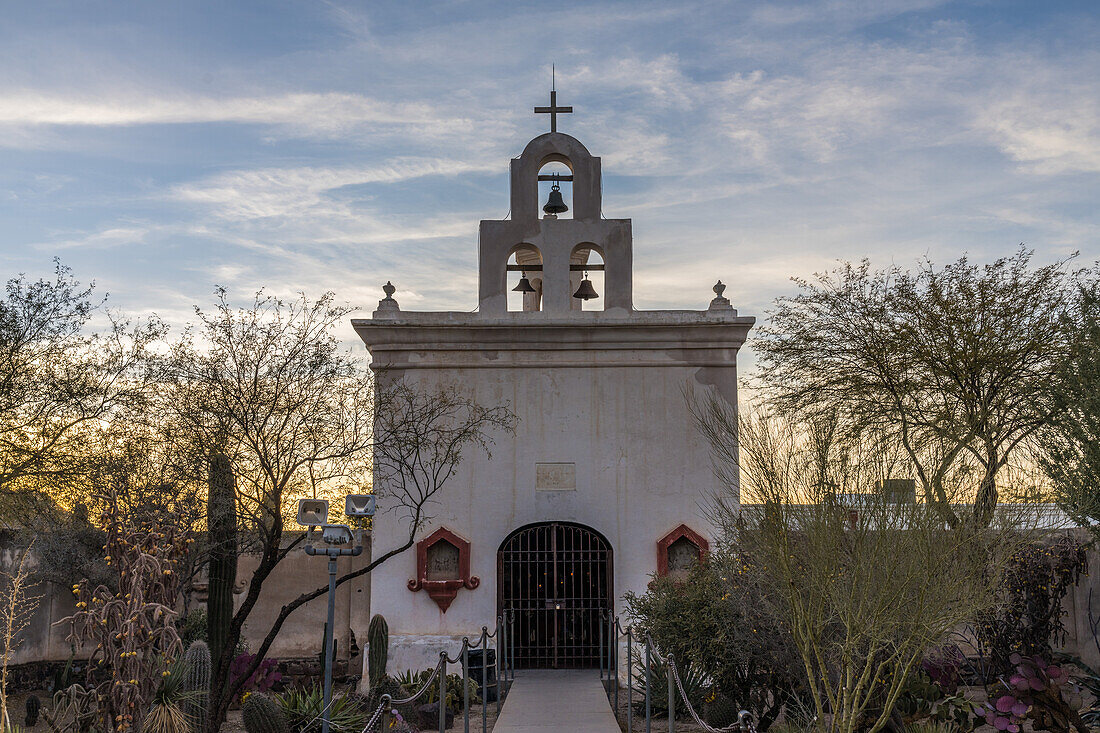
[[230, 653, 282, 700], [179, 608, 208, 648], [242, 693, 288, 733], [42, 684, 97, 733], [62, 488, 190, 732], [182, 640, 211, 730], [625, 560, 802, 729], [145, 655, 202, 733], [276, 688, 366, 733], [367, 614, 388, 688], [692, 400, 1030, 733], [973, 535, 1087, 680], [395, 670, 479, 714], [0, 543, 37, 731], [976, 653, 1086, 733], [22, 697, 38, 728], [904, 722, 960, 733], [634, 655, 708, 719], [206, 451, 236, 679]]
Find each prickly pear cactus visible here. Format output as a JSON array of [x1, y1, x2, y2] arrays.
[[241, 693, 289, 733], [367, 614, 389, 688], [183, 640, 211, 729]]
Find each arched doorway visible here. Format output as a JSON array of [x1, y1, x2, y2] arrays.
[[497, 522, 612, 669]]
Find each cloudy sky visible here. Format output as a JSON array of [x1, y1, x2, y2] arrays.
[[2, 1, 1097, 362]]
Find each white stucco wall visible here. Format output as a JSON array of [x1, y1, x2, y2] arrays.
[[356, 312, 749, 676]]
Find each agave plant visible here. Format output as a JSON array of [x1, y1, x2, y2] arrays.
[[276, 687, 367, 733]]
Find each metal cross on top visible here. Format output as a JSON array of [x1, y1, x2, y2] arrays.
[[534, 89, 572, 133]]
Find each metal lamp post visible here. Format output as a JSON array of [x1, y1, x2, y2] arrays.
[[298, 495, 376, 733]]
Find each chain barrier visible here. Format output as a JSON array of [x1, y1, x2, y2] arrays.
[[607, 617, 756, 733], [360, 615, 513, 733]]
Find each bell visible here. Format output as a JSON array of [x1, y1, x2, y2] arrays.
[[512, 272, 537, 294], [543, 183, 569, 215], [573, 275, 598, 300]]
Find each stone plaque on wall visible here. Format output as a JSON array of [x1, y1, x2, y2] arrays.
[[536, 462, 576, 491]]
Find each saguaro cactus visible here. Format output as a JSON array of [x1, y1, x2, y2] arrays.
[[24, 695, 40, 727], [206, 452, 237, 672], [367, 614, 389, 688], [241, 693, 288, 733], [183, 640, 211, 729]]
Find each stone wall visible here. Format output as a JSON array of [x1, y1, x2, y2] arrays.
[[2, 533, 373, 672]]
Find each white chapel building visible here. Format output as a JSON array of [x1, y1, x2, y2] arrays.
[[353, 93, 754, 674]]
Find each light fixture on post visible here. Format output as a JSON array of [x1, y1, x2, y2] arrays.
[[573, 271, 598, 300], [299, 495, 374, 733]]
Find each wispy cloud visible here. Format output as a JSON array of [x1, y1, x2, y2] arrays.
[[0, 0, 1096, 341]]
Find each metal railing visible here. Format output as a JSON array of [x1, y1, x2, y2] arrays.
[[601, 613, 756, 733], [364, 611, 517, 733]]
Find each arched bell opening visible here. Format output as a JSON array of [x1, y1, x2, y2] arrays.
[[570, 243, 604, 312], [507, 243, 543, 312], [537, 158, 573, 220]]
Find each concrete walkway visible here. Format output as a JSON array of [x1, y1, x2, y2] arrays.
[[492, 670, 620, 733]]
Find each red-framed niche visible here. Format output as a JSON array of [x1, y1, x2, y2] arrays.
[[407, 527, 480, 613], [656, 524, 710, 577]]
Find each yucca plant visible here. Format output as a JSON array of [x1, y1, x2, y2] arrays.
[[276, 688, 366, 733], [145, 656, 202, 733]]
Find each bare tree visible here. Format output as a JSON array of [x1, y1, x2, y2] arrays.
[[160, 289, 515, 733], [0, 261, 162, 521], [756, 248, 1083, 526]]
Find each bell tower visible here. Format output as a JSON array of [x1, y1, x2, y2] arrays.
[[478, 89, 634, 315], [353, 85, 754, 678]]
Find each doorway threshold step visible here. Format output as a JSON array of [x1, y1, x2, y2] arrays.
[[493, 669, 620, 733]]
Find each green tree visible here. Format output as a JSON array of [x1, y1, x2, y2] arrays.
[[1041, 284, 1100, 536], [756, 248, 1082, 526]]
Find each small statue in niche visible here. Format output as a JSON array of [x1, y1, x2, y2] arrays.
[[425, 540, 460, 581], [666, 536, 701, 578]]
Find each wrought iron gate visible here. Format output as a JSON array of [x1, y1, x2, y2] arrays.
[[497, 522, 612, 669]]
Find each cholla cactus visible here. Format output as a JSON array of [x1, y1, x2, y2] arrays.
[[183, 640, 211, 729], [241, 693, 288, 733], [61, 490, 190, 732]]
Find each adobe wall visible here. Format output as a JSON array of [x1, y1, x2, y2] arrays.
[[3, 533, 374, 671]]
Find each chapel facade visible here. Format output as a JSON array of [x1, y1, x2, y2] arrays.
[[352, 93, 754, 674]]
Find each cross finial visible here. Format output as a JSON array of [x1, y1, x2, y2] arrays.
[[534, 72, 572, 133]]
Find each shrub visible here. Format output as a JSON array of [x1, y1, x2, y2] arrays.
[[974, 535, 1087, 679], [624, 560, 802, 729]]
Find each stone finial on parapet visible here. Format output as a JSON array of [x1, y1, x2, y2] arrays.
[[376, 281, 400, 315], [709, 280, 733, 311]]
